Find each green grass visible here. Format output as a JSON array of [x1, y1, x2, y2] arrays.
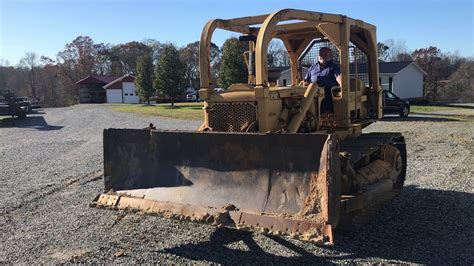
[[111, 103, 472, 121], [410, 105, 465, 113], [111, 102, 204, 120]]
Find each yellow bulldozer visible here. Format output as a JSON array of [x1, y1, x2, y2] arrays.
[[93, 9, 406, 245]]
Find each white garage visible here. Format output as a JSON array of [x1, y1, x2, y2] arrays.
[[103, 74, 140, 103], [106, 89, 122, 103]]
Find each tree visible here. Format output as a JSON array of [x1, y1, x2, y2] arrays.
[[179, 41, 220, 86], [154, 44, 186, 107], [135, 55, 154, 104], [438, 60, 474, 102], [19, 52, 39, 99], [143, 39, 163, 65], [412, 46, 450, 101], [57, 36, 100, 80], [377, 42, 390, 61], [111, 41, 152, 74], [0, 58, 10, 67], [217, 38, 248, 89], [267, 39, 290, 67], [384, 39, 409, 62], [94, 43, 113, 75], [396, 53, 413, 61]]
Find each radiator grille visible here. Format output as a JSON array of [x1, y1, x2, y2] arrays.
[[208, 102, 257, 132]]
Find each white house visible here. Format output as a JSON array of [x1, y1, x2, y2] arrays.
[[379, 61, 426, 99], [277, 68, 292, 86], [277, 67, 308, 86], [277, 61, 426, 99], [103, 74, 140, 104]]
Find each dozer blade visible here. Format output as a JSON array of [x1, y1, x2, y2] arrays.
[[93, 129, 340, 244]]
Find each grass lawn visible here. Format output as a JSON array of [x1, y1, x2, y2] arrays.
[[410, 105, 467, 113], [111, 102, 204, 120], [111, 102, 471, 121]]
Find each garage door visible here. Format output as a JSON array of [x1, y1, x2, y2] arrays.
[[106, 89, 122, 103]]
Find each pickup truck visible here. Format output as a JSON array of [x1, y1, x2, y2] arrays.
[[383, 90, 410, 118], [0, 90, 28, 119]]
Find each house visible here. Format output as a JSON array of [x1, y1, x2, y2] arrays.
[[277, 67, 308, 86], [277, 61, 426, 99], [76, 75, 120, 103], [103, 74, 139, 103], [379, 61, 426, 99], [76, 74, 139, 104]]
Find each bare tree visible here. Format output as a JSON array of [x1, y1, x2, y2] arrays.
[[143, 39, 163, 65], [0, 58, 10, 67], [19, 52, 39, 98], [384, 39, 409, 62], [267, 39, 289, 67], [377, 42, 390, 61]]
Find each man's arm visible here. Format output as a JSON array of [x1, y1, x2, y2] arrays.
[[334, 64, 342, 86], [336, 75, 342, 86], [299, 66, 312, 86]]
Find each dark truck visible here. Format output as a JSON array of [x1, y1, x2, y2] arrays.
[[383, 89, 410, 118], [0, 90, 28, 119]]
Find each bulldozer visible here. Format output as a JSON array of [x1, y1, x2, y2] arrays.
[[93, 9, 406, 245]]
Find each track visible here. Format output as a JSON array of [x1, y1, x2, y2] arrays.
[[339, 132, 407, 230]]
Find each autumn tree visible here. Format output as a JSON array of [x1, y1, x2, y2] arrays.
[[94, 43, 113, 75], [439, 60, 474, 102], [217, 38, 248, 89], [396, 53, 413, 61], [111, 41, 152, 74], [57, 36, 101, 80], [135, 55, 154, 104], [154, 44, 186, 107], [412, 46, 450, 101]]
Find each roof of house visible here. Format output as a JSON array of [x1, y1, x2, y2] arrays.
[[76, 75, 121, 85], [103, 74, 136, 89], [378, 61, 412, 74], [379, 61, 426, 75]]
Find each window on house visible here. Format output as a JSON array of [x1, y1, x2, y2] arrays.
[[125, 93, 129, 96], [379, 77, 381, 85], [130, 93, 134, 96], [283, 79, 287, 86], [389, 77, 393, 92]]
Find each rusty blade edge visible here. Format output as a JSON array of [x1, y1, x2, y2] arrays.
[[93, 193, 334, 245]]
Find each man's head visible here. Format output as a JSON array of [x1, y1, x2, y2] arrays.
[[318, 47, 332, 65]]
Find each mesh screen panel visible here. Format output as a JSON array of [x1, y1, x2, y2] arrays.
[[299, 39, 339, 78], [208, 102, 257, 132], [298, 39, 370, 86], [349, 46, 369, 86]]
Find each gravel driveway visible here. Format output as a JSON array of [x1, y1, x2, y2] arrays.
[[0, 104, 472, 264]]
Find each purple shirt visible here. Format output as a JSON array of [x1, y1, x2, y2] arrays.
[[304, 60, 341, 87]]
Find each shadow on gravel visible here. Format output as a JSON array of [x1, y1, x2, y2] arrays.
[[0, 115, 63, 131], [332, 186, 474, 264], [164, 227, 333, 264], [381, 115, 460, 122], [165, 186, 472, 264]]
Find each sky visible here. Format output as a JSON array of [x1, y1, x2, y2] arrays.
[[0, 0, 473, 65]]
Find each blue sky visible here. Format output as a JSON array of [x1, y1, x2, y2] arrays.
[[1, 0, 473, 65]]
